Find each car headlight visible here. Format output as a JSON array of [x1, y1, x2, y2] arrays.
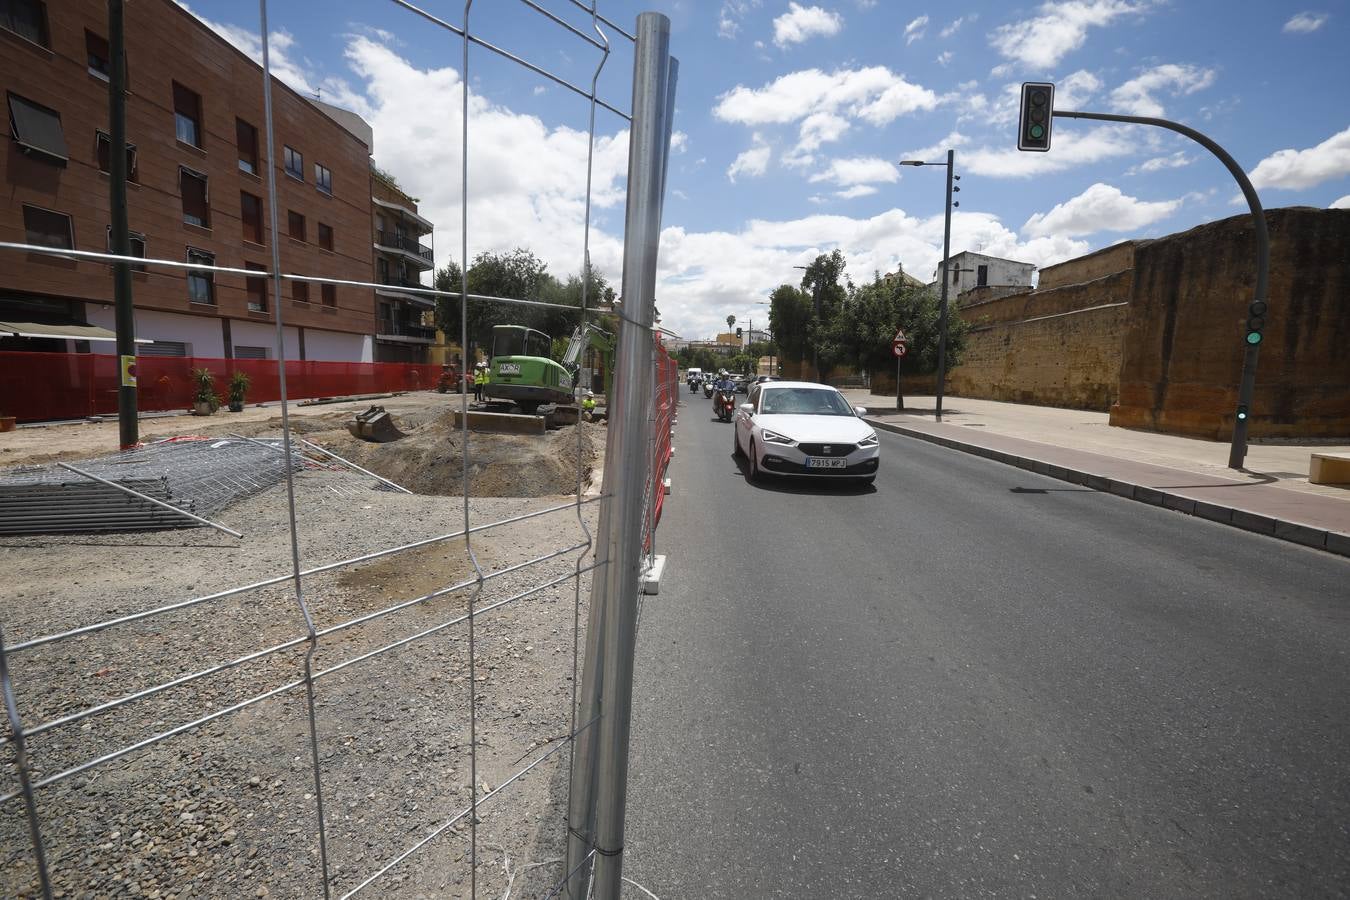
[[859, 431, 879, 447], [761, 429, 794, 445]]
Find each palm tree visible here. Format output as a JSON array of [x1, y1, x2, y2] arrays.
[[726, 314, 735, 332]]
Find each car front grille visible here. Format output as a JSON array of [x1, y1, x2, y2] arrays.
[[797, 442, 857, 457]]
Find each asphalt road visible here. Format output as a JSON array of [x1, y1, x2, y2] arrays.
[[621, 391, 1350, 899]]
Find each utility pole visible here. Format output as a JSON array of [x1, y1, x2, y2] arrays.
[[935, 149, 954, 423], [108, 0, 137, 449]]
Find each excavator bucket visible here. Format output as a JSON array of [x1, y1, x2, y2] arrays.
[[348, 405, 407, 443]]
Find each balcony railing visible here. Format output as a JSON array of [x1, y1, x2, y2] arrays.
[[377, 318, 436, 341], [376, 230, 434, 264], [378, 272, 428, 291]]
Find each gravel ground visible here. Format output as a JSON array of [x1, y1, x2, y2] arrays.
[[0, 454, 601, 898]]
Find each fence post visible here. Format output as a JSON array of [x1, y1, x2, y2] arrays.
[[574, 13, 675, 900]]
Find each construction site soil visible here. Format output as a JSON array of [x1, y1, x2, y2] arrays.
[[0, 392, 607, 898]]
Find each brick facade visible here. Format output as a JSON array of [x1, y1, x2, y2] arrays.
[[0, 0, 376, 359]]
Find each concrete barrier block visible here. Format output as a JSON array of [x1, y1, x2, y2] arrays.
[[451, 410, 546, 435], [1326, 532, 1350, 557], [1273, 521, 1327, 549], [1232, 509, 1277, 535]]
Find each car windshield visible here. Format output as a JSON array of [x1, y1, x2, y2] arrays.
[[759, 387, 855, 416]]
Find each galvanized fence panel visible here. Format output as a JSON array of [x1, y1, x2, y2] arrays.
[[0, 4, 677, 899]]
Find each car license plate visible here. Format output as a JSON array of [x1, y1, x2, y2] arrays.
[[806, 457, 847, 469], [498, 363, 520, 375]]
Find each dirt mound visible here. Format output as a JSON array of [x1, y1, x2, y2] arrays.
[[301, 410, 599, 497]]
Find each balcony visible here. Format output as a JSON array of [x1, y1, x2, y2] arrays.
[[376, 229, 434, 266], [377, 317, 435, 342], [378, 272, 428, 290]]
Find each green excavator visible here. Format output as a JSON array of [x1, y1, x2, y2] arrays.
[[485, 321, 614, 414]]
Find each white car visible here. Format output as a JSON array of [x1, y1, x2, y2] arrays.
[[733, 381, 880, 484]]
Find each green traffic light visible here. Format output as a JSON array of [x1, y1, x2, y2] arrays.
[[1245, 331, 1263, 345], [1237, 408, 1248, 420], [1030, 124, 1044, 139]]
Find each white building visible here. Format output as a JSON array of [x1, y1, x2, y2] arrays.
[[928, 251, 1036, 303]]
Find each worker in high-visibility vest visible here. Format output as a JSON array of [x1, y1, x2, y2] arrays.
[[473, 364, 488, 402], [581, 390, 597, 421]]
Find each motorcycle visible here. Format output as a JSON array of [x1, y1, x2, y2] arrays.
[[714, 387, 736, 422], [703, 381, 714, 399]]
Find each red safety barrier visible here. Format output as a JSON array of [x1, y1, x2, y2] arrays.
[[646, 335, 678, 540], [0, 351, 447, 423]]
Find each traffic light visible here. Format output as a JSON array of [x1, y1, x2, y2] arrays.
[[1245, 299, 1267, 346], [1236, 405, 1249, 421], [736, 327, 743, 338], [1018, 82, 1054, 152]]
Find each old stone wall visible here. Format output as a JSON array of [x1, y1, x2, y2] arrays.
[[1111, 207, 1350, 439]]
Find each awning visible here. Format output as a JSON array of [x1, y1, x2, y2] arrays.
[[0, 320, 151, 343], [8, 93, 68, 165], [375, 287, 435, 309]]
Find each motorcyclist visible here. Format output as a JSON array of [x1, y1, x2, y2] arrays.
[[714, 369, 736, 394]]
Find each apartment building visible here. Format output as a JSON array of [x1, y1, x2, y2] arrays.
[[0, 0, 377, 361], [370, 169, 435, 363]]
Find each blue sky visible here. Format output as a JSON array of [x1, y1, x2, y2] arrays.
[[183, 0, 1350, 339]]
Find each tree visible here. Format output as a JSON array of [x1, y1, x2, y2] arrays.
[[829, 272, 968, 378], [767, 284, 812, 364], [433, 262, 463, 344], [798, 250, 852, 375]]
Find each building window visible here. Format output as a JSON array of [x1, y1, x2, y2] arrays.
[[85, 30, 110, 79], [315, 163, 332, 195], [140, 340, 189, 357], [172, 81, 202, 147], [377, 257, 389, 283], [235, 345, 268, 359], [977, 264, 988, 287], [236, 118, 258, 174], [105, 226, 146, 271], [186, 247, 215, 304], [245, 263, 268, 312], [283, 145, 303, 180], [321, 283, 336, 307], [7, 92, 67, 166], [179, 167, 209, 227], [240, 191, 264, 244], [293, 281, 309, 304], [95, 131, 138, 182], [317, 222, 333, 251], [287, 210, 306, 242], [952, 267, 959, 285], [1, 0, 48, 47], [22, 204, 73, 249]]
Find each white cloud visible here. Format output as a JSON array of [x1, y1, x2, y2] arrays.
[[175, 2, 331, 100], [1128, 151, 1193, 174], [773, 3, 844, 47], [671, 189, 689, 201], [656, 208, 1088, 338], [936, 50, 954, 66], [1248, 125, 1350, 191], [989, 0, 1149, 70], [1330, 195, 1350, 209], [1022, 182, 1181, 238], [836, 185, 878, 199], [940, 15, 974, 38], [1056, 69, 1103, 109], [713, 67, 940, 157], [902, 131, 969, 162], [728, 136, 774, 182], [962, 125, 1135, 178], [1283, 11, 1329, 33], [809, 156, 900, 186], [1109, 63, 1216, 117], [905, 15, 929, 44], [719, 0, 761, 39]]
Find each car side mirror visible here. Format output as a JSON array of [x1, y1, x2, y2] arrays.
[[739, 403, 754, 414], [854, 406, 868, 416]]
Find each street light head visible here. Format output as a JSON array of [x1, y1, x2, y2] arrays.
[[952, 201, 959, 208], [899, 160, 925, 166], [953, 174, 960, 180]]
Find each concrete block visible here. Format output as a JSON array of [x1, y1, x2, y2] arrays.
[[1046, 464, 1070, 481], [1107, 479, 1135, 498], [642, 554, 666, 595], [1162, 494, 1197, 514], [1085, 473, 1112, 491], [1193, 501, 1233, 524], [451, 410, 546, 435], [1031, 460, 1052, 476], [1133, 486, 1166, 506], [1326, 532, 1350, 558], [1232, 509, 1277, 535], [1310, 453, 1350, 485], [1273, 521, 1327, 549]]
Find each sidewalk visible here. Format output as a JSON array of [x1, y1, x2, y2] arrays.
[[841, 391, 1350, 558]]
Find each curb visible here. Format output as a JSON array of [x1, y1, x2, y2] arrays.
[[868, 418, 1350, 559]]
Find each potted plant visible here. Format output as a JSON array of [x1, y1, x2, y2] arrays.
[[191, 368, 220, 416], [227, 370, 250, 412]]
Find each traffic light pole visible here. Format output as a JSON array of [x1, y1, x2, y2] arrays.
[[109, 0, 138, 450], [1053, 109, 1267, 470]]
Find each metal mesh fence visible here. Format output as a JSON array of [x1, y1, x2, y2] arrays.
[[1, 3, 677, 899]]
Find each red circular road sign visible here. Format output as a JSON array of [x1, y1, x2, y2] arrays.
[[892, 340, 908, 359]]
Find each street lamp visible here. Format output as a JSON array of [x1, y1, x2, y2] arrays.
[[792, 264, 822, 382], [900, 150, 961, 422]]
